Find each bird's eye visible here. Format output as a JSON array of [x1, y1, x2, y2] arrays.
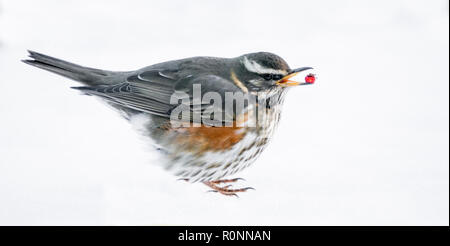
[[262, 74, 273, 80], [272, 74, 283, 81], [261, 74, 283, 81]]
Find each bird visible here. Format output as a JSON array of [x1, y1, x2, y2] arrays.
[[22, 50, 315, 196]]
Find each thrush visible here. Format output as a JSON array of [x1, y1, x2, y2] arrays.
[[22, 50, 315, 196]]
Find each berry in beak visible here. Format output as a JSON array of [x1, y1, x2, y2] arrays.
[[305, 73, 316, 84], [276, 67, 315, 86]]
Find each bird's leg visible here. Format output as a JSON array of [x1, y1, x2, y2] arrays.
[[210, 178, 245, 184], [203, 179, 254, 197]]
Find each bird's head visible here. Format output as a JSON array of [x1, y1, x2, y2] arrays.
[[231, 52, 315, 92]]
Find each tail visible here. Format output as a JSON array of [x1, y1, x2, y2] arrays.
[[22, 50, 120, 86]]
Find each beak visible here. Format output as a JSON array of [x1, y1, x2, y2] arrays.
[[276, 67, 314, 86]]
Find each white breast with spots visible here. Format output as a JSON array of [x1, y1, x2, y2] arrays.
[[131, 89, 287, 183]]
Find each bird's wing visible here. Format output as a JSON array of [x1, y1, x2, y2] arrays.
[[72, 70, 243, 124]]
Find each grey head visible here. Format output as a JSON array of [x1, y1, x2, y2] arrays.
[[229, 52, 313, 92]]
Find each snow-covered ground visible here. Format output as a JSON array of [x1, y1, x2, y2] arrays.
[[0, 0, 448, 225]]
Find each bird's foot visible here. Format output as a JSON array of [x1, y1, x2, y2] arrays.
[[203, 178, 254, 197]]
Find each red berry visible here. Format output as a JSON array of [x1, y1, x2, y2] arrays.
[[305, 74, 316, 84]]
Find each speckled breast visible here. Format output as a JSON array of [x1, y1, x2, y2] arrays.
[[137, 89, 287, 182]]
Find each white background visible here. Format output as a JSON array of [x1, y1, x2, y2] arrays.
[[0, 0, 448, 225]]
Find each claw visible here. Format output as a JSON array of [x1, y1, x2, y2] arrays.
[[222, 192, 239, 198], [177, 178, 189, 182]]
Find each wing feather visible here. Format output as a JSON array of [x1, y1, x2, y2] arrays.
[[72, 69, 244, 124]]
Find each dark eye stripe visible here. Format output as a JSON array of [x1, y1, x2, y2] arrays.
[[261, 74, 283, 81]]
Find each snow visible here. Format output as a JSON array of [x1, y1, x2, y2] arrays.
[[0, 0, 448, 225]]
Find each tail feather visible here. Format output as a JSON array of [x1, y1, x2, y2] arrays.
[[22, 50, 118, 86]]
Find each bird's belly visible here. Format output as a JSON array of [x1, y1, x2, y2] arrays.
[[131, 109, 280, 182], [167, 128, 271, 182], [143, 120, 263, 180]]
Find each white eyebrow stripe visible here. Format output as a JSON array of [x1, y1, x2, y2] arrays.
[[242, 56, 287, 75]]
